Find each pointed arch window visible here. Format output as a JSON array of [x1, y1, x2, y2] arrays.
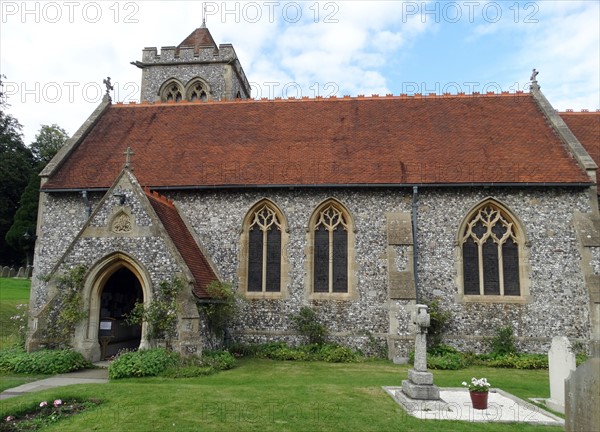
[[185, 78, 210, 102], [308, 199, 356, 299], [241, 200, 288, 298], [189, 82, 207, 102], [160, 80, 184, 103], [459, 200, 530, 301]]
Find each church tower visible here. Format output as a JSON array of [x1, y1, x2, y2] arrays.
[[132, 24, 251, 102]]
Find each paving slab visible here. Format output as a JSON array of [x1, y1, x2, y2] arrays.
[[383, 387, 564, 426], [0, 367, 108, 400]]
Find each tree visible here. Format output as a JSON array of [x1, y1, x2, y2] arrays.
[[5, 124, 69, 266], [0, 75, 33, 265], [5, 171, 40, 267], [30, 124, 69, 164]]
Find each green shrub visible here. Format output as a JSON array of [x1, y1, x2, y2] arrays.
[[227, 343, 261, 358], [289, 307, 328, 345], [202, 350, 236, 370], [231, 342, 362, 363], [427, 344, 459, 356], [490, 326, 518, 356], [409, 347, 469, 370], [268, 346, 309, 361], [461, 351, 483, 366], [45, 266, 88, 349], [0, 348, 92, 374], [316, 345, 360, 363], [255, 342, 289, 358], [108, 348, 179, 379], [201, 281, 240, 342], [426, 353, 468, 370], [0, 348, 27, 372], [424, 299, 452, 350], [126, 278, 183, 342], [487, 353, 548, 369]]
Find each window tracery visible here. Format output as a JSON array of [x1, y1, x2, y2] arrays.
[[460, 202, 521, 297], [311, 201, 351, 294]]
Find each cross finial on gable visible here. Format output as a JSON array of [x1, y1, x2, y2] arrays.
[[123, 147, 135, 169], [103, 77, 114, 102], [530, 68, 540, 90]]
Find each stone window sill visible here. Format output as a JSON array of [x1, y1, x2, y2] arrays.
[[309, 292, 357, 301], [455, 294, 532, 304], [244, 292, 285, 300]]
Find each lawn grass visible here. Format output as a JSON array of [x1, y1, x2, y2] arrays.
[[0, 279, 559, 430], [0, 373, 49, 393], [0, 278, 30, 350], [0, 358, 558, 432]]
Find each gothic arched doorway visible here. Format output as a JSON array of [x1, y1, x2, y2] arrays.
[[98, 267, 143, 358]]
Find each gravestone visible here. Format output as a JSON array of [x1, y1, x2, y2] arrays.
[[565, 357, 600, 432], [16, 267, 25, 278], [8, 268, 16, 277], [26, 266, 33, 278], [400, 304, 440, 400], [1, 266, 9, 278], [546, 336, 576, 414]]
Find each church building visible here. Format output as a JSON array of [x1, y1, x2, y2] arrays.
[[27, 26, 599, 361]]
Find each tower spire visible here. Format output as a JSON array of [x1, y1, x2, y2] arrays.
[[202, 3, 207, 27]]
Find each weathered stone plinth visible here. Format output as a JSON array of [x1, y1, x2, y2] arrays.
[[402, 369, 440, 400], [402, 371, 440, 400]]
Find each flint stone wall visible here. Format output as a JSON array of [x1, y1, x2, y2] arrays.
[[30, 192, 103, 312], [139, 45, 249, 102], [417, 188, 593, 353], [174, 188, 406, 352], [33, 186, 595, 354], [173, 187, 593, 353]]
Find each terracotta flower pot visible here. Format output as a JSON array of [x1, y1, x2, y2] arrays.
[[469, 391, 489, 410]]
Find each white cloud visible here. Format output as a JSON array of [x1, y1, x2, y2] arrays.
[[510, 1, 600, 109], [0, 0, 596, 145]]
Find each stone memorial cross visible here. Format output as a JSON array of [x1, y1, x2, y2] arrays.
[[413, 304, 430, 372]]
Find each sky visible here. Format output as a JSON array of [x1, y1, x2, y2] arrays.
[[1, 0, 599, 144]]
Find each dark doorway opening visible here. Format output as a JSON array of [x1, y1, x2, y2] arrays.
[[99, 267, 143, 358]]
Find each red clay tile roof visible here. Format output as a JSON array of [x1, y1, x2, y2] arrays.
[[146, 189, 217, 298], [559, 111, 600, 169], [177, 27, 217, 54], [42, 93, 591, 190]]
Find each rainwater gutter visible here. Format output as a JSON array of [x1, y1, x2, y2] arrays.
[[43, 182, 594, 193], [412, 186, 420, 305]]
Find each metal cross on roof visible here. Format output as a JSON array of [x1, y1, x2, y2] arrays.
[[123, 147, 135, 169], [530, 68, 539, 83], [103, 77, 114, 102]]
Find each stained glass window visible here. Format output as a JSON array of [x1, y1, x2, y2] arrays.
[[313, 203, 349, 294], [246, 203, 282, 293], [461, 202, 521, 297]]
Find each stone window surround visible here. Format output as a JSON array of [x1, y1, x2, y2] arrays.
[[158, 77, 212, 103], [185, 77, 211, 102], [306, 198, 358, 301], [454, 197, 532, 304], [158, 78, 184, 103], [238, 199, 290, 300]]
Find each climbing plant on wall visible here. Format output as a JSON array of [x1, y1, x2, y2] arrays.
[[45, 265, 88, 348], [126, 277, 183, 346], [199, 281, 239, 346]]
